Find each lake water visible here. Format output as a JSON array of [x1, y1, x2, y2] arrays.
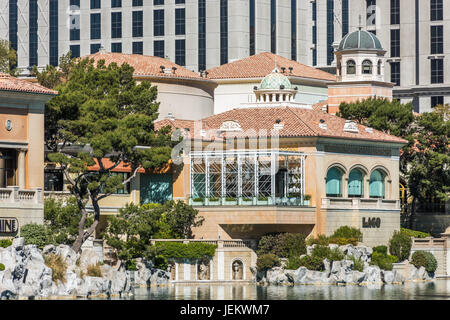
[[121, 280, 450, 300]]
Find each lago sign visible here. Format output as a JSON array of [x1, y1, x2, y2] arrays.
[[362, 217, 381, 228], [0, 218, 18, 234]]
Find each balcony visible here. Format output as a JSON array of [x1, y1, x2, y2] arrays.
[[0, 187, 43, 205], [189, 150, 309, 208], [321, 197, 400, 210]]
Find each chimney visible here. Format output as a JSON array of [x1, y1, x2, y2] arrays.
[[99, 46, 107, 54], [166, 112, 175, 121]]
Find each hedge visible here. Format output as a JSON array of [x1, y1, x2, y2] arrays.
[[256, 254, 280, 271], [153, 242, 217, 260], [388, 231, 412, 262], [400, 228, 431, 239], [257, 233, 306, 258], [410, 251, 438, 274]]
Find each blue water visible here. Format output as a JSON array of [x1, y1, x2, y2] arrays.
[[122, 280, 450, 300]]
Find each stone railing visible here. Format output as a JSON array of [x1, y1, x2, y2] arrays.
[[150, 238, 257, 249], [321, 197, 400, 210], [0, 187, 43, 204]]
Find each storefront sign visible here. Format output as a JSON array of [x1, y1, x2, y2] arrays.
[[0, 218, 18, 234], [362, 217, 381, 228]]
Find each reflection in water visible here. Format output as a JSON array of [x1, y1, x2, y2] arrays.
[[128, 280, 450, 300]]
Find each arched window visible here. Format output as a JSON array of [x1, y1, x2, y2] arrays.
[[346, 60, 356, 75], [362, 60, 373, 74], [377, 60, 382, 75], [369, 169, 386, 198], [348, 169, 364, 197], [326, 167, 343, 197]]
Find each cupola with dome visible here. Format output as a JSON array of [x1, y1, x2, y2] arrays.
[[335, 29, 387, 83]]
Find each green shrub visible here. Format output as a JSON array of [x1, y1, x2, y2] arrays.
[[208, 197, 219, 202], [225, 197, 236, 202], [331, 226, 363, 242], [153, 255, 168, 271], [193, 198, 204, 202], [347, 256, 364, 272], [370, 251, 394, 271], [285, 256, 301, 270], [389, 230, 412, 262], [87, 263, 103, 277], [328, 237, 358, 246], [373, 245, 388, 255], [125, 259, 137, 271], [400, 228, 431, 239], [311, 245, 331, 259], [328, 248, 345, 261], [44, 254, 67, 283], [297, 255, 324, 271], [411, 251, 438, 274], [0, 263, 5, 271], [256, 254, 280, 271], [257, 233, 306, 258], [306, 235, 330, 246], [21, 223, 53, 249], [150, 242, 217, 260], [0, 239, 12, 248], [258, 196, 269, 201], [304, 194, 312, 200]]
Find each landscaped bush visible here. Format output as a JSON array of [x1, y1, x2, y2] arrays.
[[0, 239, 12, 248], [400, 228, 431, 239], [370, 251, 397, 271], [305, 235, 330, 246], [347, 255, 364, 272], [149, 242, 217, 261], [328, 237, 358, 246], [257, 233, 306, 258], [410, 251, 438, 274], [256, 254, 280, 271], [44, 254, 67, 283], [328, 248, 345, 261], [311, 245, 331, 259], [388, 230, 412, 262], [297, 255, 324, 271], [125, 259, 137, 271], [331, 226, 363, 242], [153, 255, 168, 271], [21, 223, 53, 249], [86, 263, 103, 277], [372, 245, 388, 255], [285, 256, 301, 270], [0, 263, 5, 271]]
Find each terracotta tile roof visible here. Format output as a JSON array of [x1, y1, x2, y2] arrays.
[[205, 52, 336, 82], [88, 157, 171, 174], [84, 52, 204, 80], [0, 73, 57, 95], [156, 107, 407, 144], [313, 100, 329, 112]]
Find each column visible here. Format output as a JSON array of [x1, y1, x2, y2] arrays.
[[17, 149, 26, 189]]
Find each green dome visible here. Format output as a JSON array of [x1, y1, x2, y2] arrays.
[[259, 68, 292, 90], [338, 30, 383, 51]]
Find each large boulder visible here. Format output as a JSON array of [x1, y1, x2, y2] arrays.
[[149, 269, 170, 286], [285, 267, 308, 284], [362, 265, 382, 284], [298, 270, 329, 284], [12, 238, 25, 251], [381, 270, 395, 284], [266, 267, 291, 285], [79, 248, 101, 270], [55, 245, 78, 267]]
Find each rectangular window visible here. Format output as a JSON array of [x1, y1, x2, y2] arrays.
[[70, 15, 80, 40], [91, 0, 101, 9], [327, 0, 334, 65], [111, 0, 121, 8], [270, 0, 276, 53], [199, 0, 206, 71], [111, 42, 122, 53], [132, 11, 143, 37], [390, 29, 400, 57], [49, 0, 58, 66], [175, 0, 185, 3], [342, 0, 349, 37], [91, 43, 101, 53], [312, 2, 317, 66], [9, 0, 18, 55], [175, 39, 186, 66], [91, 13, 101, 40], [111, 12, 122, 38], [29, 0, 38, 67], [431, 0, 443, 21], [431, 59, 444, 84], [70, 0, 80, 7], [366, 0, 376, 26], [132, 0, 143, 6], [431, 96, 444, 108], [390, 0, 400, 24], [220, 0, 228, 65], [154, 40, 165, 58], [154, 0, 164, 5], [390, 62, 400, 86], [132, 42, 143, 54], [70, 45, 80, 58], [175, 8, 185, 35], [249, 0, 255, 56], [154, 10, 165, 36], [291, 0, 297, 61], [431, 25, 443, 54], [44, 170, 64, 192]]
